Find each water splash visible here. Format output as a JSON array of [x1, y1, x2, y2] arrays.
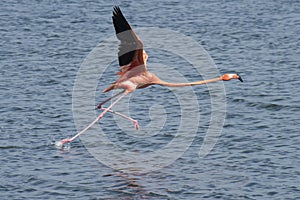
[[53, 140, 71, 151]]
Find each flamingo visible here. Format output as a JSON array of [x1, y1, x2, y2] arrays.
[[56, 6, 243, 148]]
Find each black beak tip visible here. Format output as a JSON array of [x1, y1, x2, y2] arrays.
[[237, 74, 243, 82]]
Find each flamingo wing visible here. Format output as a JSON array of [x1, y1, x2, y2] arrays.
[[112, 6, 147, 70]]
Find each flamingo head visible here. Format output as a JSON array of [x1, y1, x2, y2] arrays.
[[222, 73, 243, 82]]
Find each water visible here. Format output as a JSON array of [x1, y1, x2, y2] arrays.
[[1, 0, 299, 199]]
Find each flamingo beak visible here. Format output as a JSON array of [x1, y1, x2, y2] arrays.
[[237, 74, 243, 82]]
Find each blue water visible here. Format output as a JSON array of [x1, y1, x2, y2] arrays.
[[1, 0, 299, 199]]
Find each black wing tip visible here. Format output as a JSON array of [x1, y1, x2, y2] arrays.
[[113, 6, 122, 16], [112, 6, 124, 22], [113, 5, 120, 10], [112, 5, 131, 34]]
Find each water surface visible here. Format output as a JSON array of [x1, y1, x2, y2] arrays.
[[1, 0, 299, 199]]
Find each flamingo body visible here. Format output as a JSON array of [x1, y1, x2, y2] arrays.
[[58, 6, 243, 146]]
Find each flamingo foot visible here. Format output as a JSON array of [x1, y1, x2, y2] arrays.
[[55, 138, 71, 149], [61, 138, 72, 144], [133, 120, 139, 130]]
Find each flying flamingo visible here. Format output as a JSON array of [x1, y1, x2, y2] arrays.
[[56, 6, 243, 148]]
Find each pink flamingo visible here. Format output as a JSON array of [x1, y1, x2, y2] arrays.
[[56, 6, 242, 148]]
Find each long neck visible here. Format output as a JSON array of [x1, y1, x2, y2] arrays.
[[156, 77, 223, 87]]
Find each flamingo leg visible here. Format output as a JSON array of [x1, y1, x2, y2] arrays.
[[99, 107, 139, 130], [97, 90, 124, 109], [59, 91, 129, 145]]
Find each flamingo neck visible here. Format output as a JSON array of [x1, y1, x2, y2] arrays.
[[156, 77, 223, 87]]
